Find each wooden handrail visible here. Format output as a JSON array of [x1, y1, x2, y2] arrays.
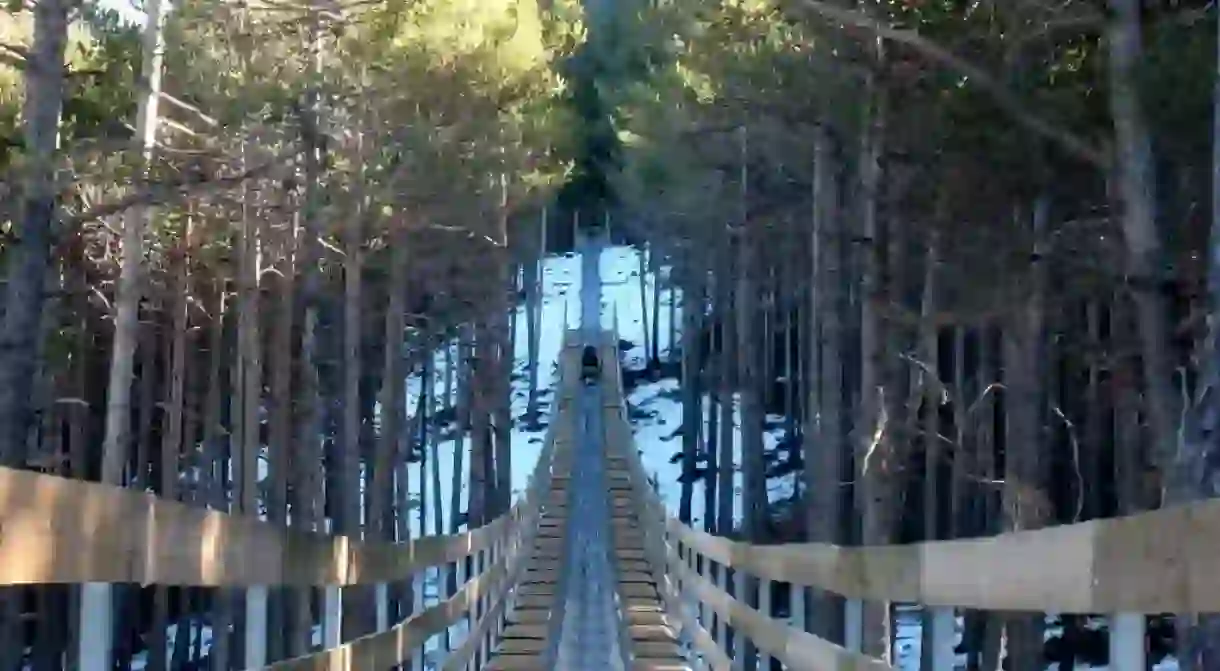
[[0, 342, 583, 591], [601, 323, 1220, 615], [658, 479, 1220, 613], [0, 460, 523, 587], [667, 543, 891, 671], [263, 339, 580, 669]]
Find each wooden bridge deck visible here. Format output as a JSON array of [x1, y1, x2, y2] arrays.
[[483, 337, 690, 671], [481, 464, 569, 670]]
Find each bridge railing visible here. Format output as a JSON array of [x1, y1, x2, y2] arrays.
[[0, 344, 581, 670], [604, 311, 1213, 671]]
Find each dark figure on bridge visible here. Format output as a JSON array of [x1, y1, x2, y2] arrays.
[[581, 345, 601, 385]]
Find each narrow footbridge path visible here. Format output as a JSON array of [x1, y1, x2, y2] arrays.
[[483, 333, 689, 671]]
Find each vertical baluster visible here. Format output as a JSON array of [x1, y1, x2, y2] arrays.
[[790, 583, 807, 635], [731, 569, 746, 671], [1109, 613, 1145, 671], [926, 607, 955, 671], [844, 598, 863, 653], [715, 563, 728, 655], [475, 547, 488, 667], [456, 556, 470, 669], [245, 586, 268, 667], [323, 585, 342, 650], [692, 550, 708, 671], [757, 578, 772, 670], [79, 584, 112, 671], [376, 583, 389, 632], [492, 533, 506, 648], [696, 553, 707, 638], [413, 561, 426, 671]]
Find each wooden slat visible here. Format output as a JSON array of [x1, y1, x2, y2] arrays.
[[496, 638, 549, 655], [632, 661, 692, 671], [673, 549, 889, 671], [0, 465, 519, 587], [0, 344, 595, 590], [265, 546, 511, 670]]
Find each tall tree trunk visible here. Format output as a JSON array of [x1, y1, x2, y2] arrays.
[[1170, 4, 1220, 666], [374, 226, 407, 545], [469, 325, 492, 527], [639, 243, 652, 366], [650, 246, 662, 368], [1001, 199, 1051, 671], [1107, 0, 1177, 498], [704, 272, 723, 534], [340, 167, 366, 639], [716, 240, 736, 537], [738, 127, 766, 544], [525, 227, 542, 419], [151, 215, 191, 671], [916, 235, 941, 670], [234, 166, 264, 665], [290, 88, 326, 657], [679, 269, 702, 524], [83, 0, 168, 665], [450, 330, 471, 536], [855, 33, 898, 659], [266, 198, 296, 662], [807, 125, 845, 643], [0, 0, 70, 461]]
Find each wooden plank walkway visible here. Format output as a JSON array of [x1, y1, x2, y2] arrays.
[[482, 456, 572, 671], [482, 334, 690, 671], [606, 458, 690, 671]]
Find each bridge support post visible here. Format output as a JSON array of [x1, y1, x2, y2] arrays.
[[245, 590, 269, 668], [376, 583, 389, 631], [322, 586, 342, 650], [492, 535, 506, 648], [413, 560, 426, 671], [758, 578, 773, 670], [473, 548, 487, 668], [457, 553, 471, 665], [927, 607, 955, 671], [693, 552, 707, 640], [844, 598, 863, 652], [714, 564, 728, 654], [790, 585, 807, 634], [245, 586, 268, 667], [1109, 613, 1145, 671], [78, 583, 112, 671], [734, 569, 749, 670]]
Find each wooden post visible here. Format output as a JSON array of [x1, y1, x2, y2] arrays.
[[715, 565, 728, 654], [1109, 613, 1146, 671], [475, 548, 488, 667], [78, 584, 112, 671], [790, 585, 807, 634], [758, 578, 772, 669], [322, 586, 341, 650], [375, 583, 389, 632], [244, 586, 268, 666], [844, 598, 863, 652], [927, 607, 955, 670], [732, 569, 746, 671]]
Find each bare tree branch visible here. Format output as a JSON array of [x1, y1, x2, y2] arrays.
[[64, 146, 301, 226], [790, 0, 1109, 167]]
